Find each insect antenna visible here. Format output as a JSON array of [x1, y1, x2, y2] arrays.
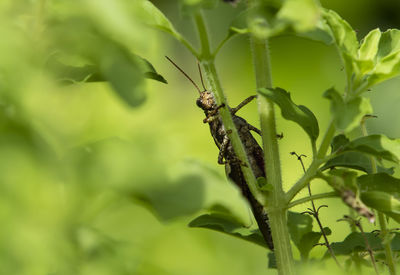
[[165, 56, 201, 95], [197, 60, 206, 91]]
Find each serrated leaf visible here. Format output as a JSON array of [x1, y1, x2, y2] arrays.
[[377, 29, 400, 60], [323, 9, 358, 56], [368, 50, 400, 87], [330, 232, 382, 255], [259, 87, 319, 141], [188, 213, 270, 249], [323, 88, 373, 133], [343, 135, 400, 163]]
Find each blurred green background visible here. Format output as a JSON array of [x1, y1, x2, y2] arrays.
[[0, 0, 399, 274]]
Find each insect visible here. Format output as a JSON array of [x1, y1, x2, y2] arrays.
[[166, 56, 273, 250]]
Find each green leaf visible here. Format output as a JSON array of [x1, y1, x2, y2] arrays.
[[259, 87, 319, 141], [343, 135, 400, 163], [47, 55, 167, 85], [100, 49, 147, 107], [135, 0, 181, 39], [330, 134, 350, 152], [360, 192, 400, 222], [277, 0, 320, 32], [287, 211, 313, 247], [358, 173, 400, 222], [368, 50, 400, 87], [377, 29, 400, 60], [323, 169, 375, 222], [358, 173, 400, 198], [322, 152, 394, 175], [358, 28, 381, 61], [323, 88, 373, 133], [287, 212, 327, 259], [132, 174, 205, 221], [138, 56, 168, 84], [330, 232, 382, 255], [322, 9, 358, 62], [189, 213, 270, 249]]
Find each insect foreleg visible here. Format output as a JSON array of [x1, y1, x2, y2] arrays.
[[230, 95, 257, 115], [217, 135, 229, 164], [247, 123, 262, 136]]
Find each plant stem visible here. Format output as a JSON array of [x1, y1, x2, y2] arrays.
[[286, 120, 336, 203], [356, 221, 380, 275], [247, 4, 294, 274], [361, 119, 396, 275], [194, 11, 263, 204], [288, 191, 338, 208], [292, 152, 341, 268]]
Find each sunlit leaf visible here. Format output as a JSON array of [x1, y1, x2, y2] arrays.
[[323, 88, 373, 133], [322, 9, 358, 78], [259, 87, 319, 141], [135, 0, 181, 38], [376, 29, 400, 60], [358, 28, 381, 61], [277, 0, 320, 32], [368, 50, 400, 87], [188, 212, 270, 249]]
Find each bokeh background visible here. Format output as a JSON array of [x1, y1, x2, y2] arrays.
[[0, 0, 399, 274]]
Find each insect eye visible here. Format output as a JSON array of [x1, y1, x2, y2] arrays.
[[196, 98, 202, 108]]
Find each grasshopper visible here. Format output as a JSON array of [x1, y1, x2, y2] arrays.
[[166, 56, 273, 250]]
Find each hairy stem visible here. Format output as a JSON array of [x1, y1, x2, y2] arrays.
[[247, 2, 294, 274], [288, 191, 338, 208]]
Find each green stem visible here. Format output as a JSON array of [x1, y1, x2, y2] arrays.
[[248, 6, 294, 274], [194, 12, 212, 58], [288, 191, 338, 208], [194, 11, 263, 203], [378, 212, 396, 275], [361, 120, 396, 275], [176, 33, 199, 57]]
